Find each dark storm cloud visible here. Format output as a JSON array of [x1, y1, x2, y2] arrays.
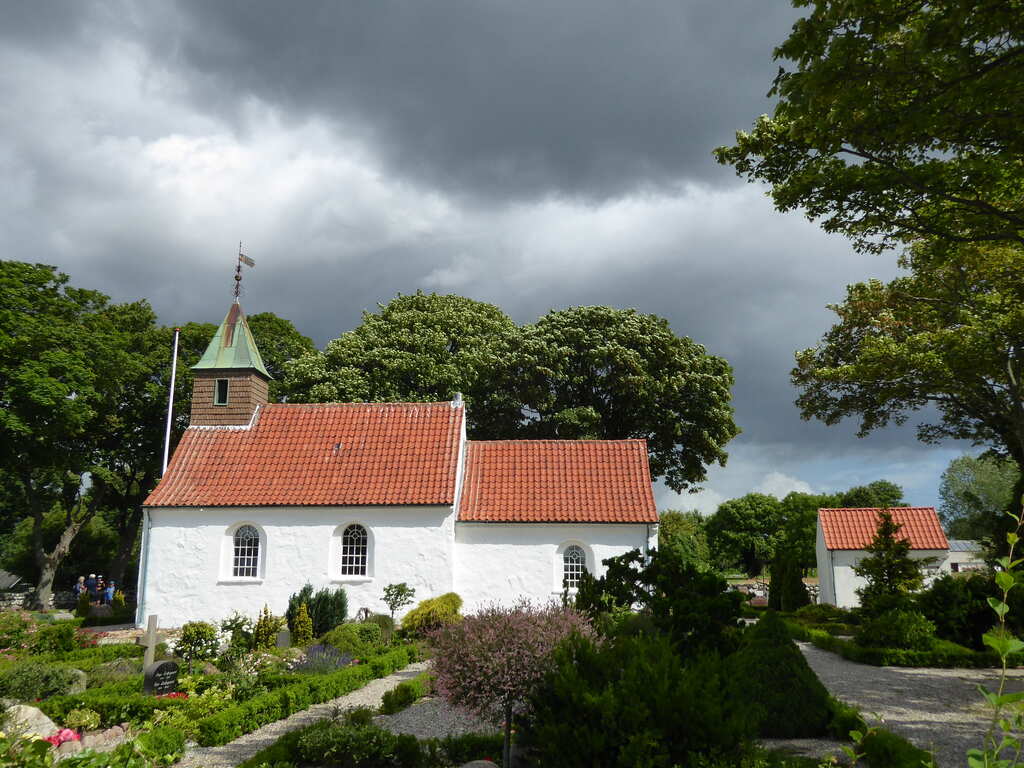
[[138, 1, 801, 201]]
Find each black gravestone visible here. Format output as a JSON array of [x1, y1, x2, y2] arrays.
[[143, 660, 179, 695]]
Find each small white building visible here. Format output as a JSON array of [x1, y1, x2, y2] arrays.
[[137, 301, 659, 628], [816, 507, 949, 608], [944, 539, 986, 574]]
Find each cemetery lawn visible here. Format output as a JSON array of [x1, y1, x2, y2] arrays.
[[0, 610, 417, 767]]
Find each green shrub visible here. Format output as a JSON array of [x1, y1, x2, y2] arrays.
[[136, 725, 187, 763], [64, 707, 101, 730], [729, 612, 831, 738], [400, 592, 462, 637], [75, 591, 92, 619], [39, 688, 188, 726], [111, 589, 127, 615], [253, 605, 285, 650], [287, 584, 348, 637], [29, 621, 78, 653], [176, 620, 220, 671], [321, 622, 382, 658], [344, 706, 376, 728], [915, 573, 996, 650], [293, 603, 314, 646], [522, 632, 751, 766], [194, 645, 414, 746], [793, 603, 857, 625], [0, 662, 80, 701], [364, 613, 395, 644], [379, 672, 433, 715], [861, 727, 934, 767], [855, 609, 935, 651], [0, 612, 31, 650], [296, 721, 421, 767], [826, 698, 867, 741], [799, 626, 1020, 667]]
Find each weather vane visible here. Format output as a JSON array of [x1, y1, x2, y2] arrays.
[[233, 241, 255, 301]]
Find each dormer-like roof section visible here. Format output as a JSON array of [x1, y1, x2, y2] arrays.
[[145, 402, 464, 507], [458, 440, 658, 523], [193, 302, 271, 379], [818, 507, 948, 551]]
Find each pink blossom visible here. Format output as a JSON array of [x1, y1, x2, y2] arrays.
[[45, 729, 80, 745]]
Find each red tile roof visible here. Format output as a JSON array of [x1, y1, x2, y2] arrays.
[[458, 440, 658, 523], [144, 402, 464, 507], [818, 507, 949, 551]]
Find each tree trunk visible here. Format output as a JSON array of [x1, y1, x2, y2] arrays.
[[32, 521, 83, 610], [108, 506, 143, 587], [503, 703, 513, 768]]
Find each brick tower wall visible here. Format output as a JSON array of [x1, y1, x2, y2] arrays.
[[190, 371, 269, 426]]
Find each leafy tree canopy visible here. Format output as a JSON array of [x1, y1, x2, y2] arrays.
[[939, 453, 1019, 540], [245, 312, 315, 401], [837, 480, 905, 509], [715, 1, 1024, 253], [284, 293, 739, 492], [658, 510, 711, 572], [792, 241, 1024, 478], [706, 493, 782, 577]]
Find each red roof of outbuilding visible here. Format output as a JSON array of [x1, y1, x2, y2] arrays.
[[818, 507, 948, 551], [144, 402, 464, 507], [458, 440, 658, 523]]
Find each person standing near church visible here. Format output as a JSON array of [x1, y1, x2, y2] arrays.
[[104, 580, 115, 606], [85, 573, 97, 603]]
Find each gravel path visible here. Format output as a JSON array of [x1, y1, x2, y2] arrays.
[[798, 642, 1024, 768], [175, 661, 430, 768], [373, 696, 497, 740]]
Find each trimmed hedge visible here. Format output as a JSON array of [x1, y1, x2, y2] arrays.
[[379, 671, 433, 715], [195, 645, 416, 746], [40, 686, 188, 727], [862, 728, 934, 767], [787, 622, 1023, 668]]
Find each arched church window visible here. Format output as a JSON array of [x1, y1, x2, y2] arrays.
[[341, 524, 368, 576], [563, 544, 586, 589], [233, 524, 260, 578]]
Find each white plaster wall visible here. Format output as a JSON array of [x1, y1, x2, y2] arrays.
[[139, 505, 455, 628], [828, 549, 948, 608], [815, 522, 836, 605], [942, 549, 986, 573], [453, 523, 653, 612]]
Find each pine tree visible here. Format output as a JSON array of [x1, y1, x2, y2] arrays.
[[853, 512, 928, 614], [294, 602, 314, 646]]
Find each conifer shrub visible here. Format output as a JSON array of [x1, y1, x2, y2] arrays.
[[286, 583, 348, 637], [400, 592, 462, 637], [522, 632, 751, 766], [293, 602, 314, 646], [915, 573, 996, 649], [727, 611, 832, 738], [253, 605, 285, 650], [854, 609, 935, 650]]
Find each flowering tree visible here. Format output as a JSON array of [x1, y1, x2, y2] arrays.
[[430, 599, 593, 766]]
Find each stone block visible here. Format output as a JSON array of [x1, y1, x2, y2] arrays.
[[4, 704, 57, 738]]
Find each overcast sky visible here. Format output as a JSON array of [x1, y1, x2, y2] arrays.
[[0, 1, 969, 513]]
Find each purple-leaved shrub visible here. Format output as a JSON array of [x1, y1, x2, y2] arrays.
[[429, 598, 593, 766]]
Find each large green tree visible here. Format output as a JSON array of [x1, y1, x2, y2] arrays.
[[939, 453, 1018, 540], [715, 1, 1024, 253], [658, 510, 711, 572], [284, 295, 739, 492], [0, 262, 147, 607], [246, 312, 315, 402], [280, 292, 522, 438], [517, 306, 739, 491], [792, 241, 1024, 494], [706, 493, 782, 577]]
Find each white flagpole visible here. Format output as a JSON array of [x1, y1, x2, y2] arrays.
[[162, 328, 181, 476]]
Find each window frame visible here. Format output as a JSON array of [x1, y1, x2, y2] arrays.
[[214, 378, 230, 406], [220, 522, 265, 583], [555, 541, 591, 593], [332, 523, 373, 582]]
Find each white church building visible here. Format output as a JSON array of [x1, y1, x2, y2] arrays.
[[137, 301, 659, 628]]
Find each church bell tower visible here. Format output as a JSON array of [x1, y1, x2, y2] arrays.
[[189, 301, 271, 427]]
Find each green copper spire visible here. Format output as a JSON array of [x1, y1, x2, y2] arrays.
[[193, 302, 271, 379]]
